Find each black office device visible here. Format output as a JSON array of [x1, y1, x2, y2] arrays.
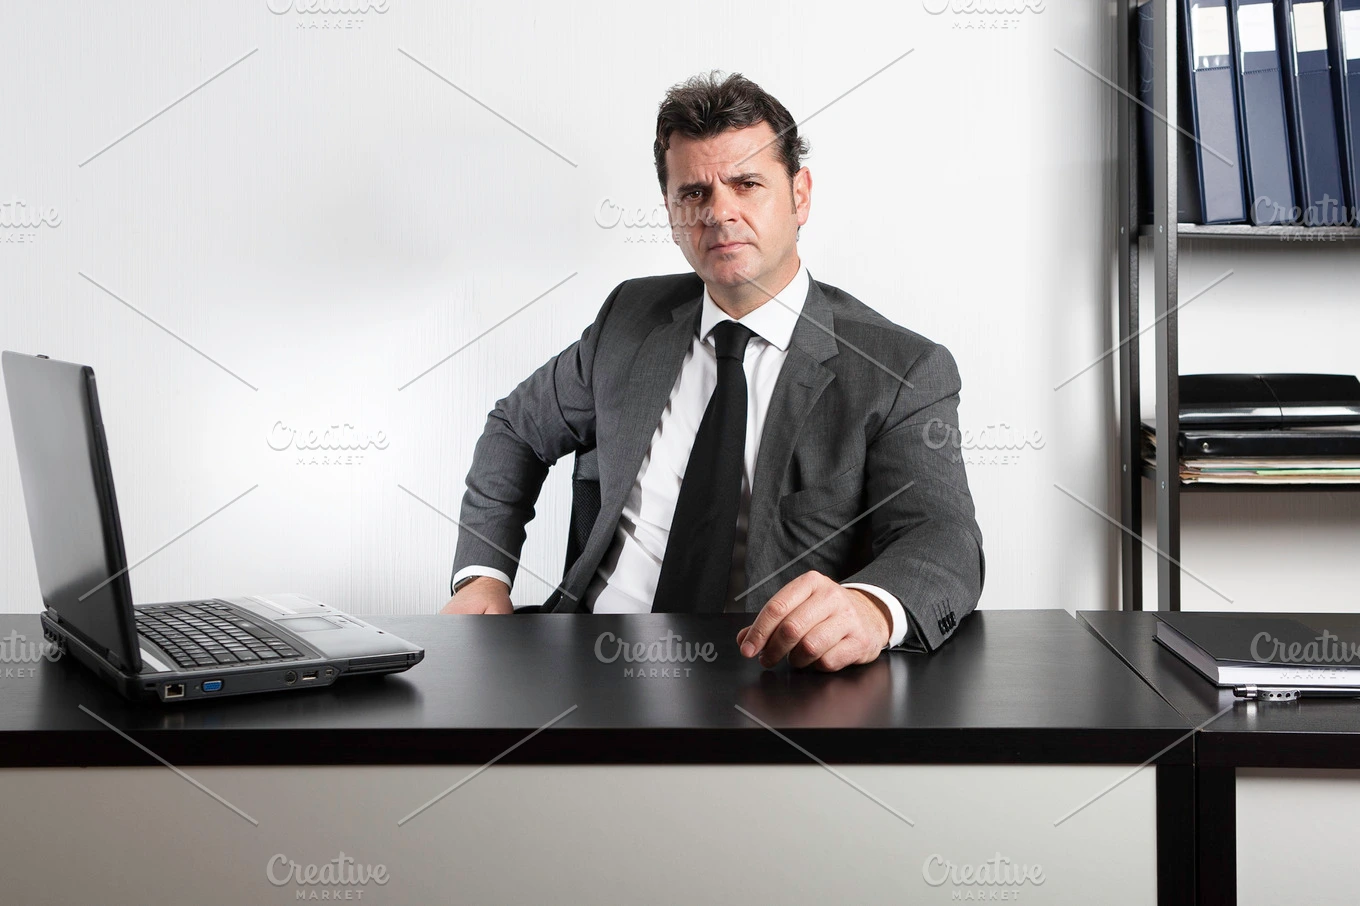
[[1177, 373, 1360, 427]]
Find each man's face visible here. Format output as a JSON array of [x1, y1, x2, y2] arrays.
[[663, 123, 811, 303]]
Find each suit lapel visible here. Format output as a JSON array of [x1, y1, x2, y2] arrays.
[[745, 275, 838, 601], [609, 297, 703, 507], [560, 292, 702, 609]]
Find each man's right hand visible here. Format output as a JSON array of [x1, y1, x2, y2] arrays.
[[440, 576, 514, 614]]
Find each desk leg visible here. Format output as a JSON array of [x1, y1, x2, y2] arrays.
[[1195, 766, 1236, 906], [1158, 763, 1194, 905]]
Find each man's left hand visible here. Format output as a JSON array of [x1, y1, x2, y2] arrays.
[[736, 570, 891, 672]]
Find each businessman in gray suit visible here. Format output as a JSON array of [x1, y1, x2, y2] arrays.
[[443, 71, 984, 672]]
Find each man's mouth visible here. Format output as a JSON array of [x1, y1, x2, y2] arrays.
[[709, 241, 746, 252]]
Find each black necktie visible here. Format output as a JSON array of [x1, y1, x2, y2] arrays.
[[652, 320, 755, 613]]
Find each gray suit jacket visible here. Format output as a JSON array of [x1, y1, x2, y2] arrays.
[[451, 271, 985, 652]]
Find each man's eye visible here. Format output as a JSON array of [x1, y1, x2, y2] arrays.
[[742, 181, 758, 188]]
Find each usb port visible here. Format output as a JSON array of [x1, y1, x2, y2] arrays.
[[164, 683, 185, 699], [300, 670, 318, 682], [201, 679, 223, 693]]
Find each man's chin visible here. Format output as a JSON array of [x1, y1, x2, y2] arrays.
[[703, 264, 760, 288]]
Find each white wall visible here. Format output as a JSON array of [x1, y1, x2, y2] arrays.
[[1, 1, 1122, 615]]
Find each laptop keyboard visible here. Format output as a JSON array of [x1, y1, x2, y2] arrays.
[[136, 601, 305, 670]]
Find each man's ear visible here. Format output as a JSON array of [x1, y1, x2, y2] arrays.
[[792, 166, 812, 227]]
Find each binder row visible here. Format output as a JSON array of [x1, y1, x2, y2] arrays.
[[1139, 0, 1360, 226]]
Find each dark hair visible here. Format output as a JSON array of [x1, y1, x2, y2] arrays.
[[653, 71, 809, 197]]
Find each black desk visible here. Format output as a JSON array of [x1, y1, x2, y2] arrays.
[[1080, 611, 1360, 906], [0, 610, 1194, 905]]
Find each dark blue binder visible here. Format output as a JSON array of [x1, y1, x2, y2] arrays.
[[1326, 0, 1360, 225], [1182, 0, 1248, 223], [1230, 0, 1296, 223], [1139, 0, 1205, 223], [1277, 0, 1347, 225]]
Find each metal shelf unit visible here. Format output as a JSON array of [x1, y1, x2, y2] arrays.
[[1116, 0, 1360, 611]]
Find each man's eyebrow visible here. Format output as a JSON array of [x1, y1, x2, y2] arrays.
[[672, 171, 766, 197]]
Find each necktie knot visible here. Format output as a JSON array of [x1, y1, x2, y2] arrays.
[[712, 321, 755, 362]]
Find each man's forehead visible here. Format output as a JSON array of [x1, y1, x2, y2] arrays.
[[667, 125, 779, 176]]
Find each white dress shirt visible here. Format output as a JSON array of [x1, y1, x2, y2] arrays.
[[455, 263, 912, 649]]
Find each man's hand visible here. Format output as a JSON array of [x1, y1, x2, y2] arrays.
[[440, 576, 514, 614], [736, 570, 890, 672]]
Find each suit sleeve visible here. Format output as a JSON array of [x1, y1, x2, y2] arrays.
[[449, 281, 627, 595], [841, 342, 985, 652]]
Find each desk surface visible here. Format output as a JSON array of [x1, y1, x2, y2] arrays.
[[1080, 611, 1360, 768], [0, 610, 1192, 768]]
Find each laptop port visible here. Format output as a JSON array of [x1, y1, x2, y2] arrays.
[[283, 671, 298, 685], [164, 683, 185, 699], [201, 679, 223, 693], [300, 670, 318, 682]]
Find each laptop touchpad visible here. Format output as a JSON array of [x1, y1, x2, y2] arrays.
[[276, 616, 342, 632]]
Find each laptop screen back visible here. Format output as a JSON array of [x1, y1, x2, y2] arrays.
[[2, 352, 140, 671]]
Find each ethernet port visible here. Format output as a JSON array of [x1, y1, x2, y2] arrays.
[[164, 683, 185, 699]]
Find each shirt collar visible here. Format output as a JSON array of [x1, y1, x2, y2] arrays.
[[698, 262, 808, 352]]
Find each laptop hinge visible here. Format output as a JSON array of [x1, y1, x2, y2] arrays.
[[47, 607, 129, 672]]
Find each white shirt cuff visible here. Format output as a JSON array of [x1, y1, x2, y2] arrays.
[[842, 582, 912, 649], [453, 565, 513, 593]]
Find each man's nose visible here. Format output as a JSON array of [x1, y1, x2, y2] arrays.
[[704, 185, 740, 225]]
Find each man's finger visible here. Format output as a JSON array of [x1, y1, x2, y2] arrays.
[[740, 571, 821, 657], [811, 637, 866, 673], [756, 591, 841, 667], [787, 619, 850, 670]]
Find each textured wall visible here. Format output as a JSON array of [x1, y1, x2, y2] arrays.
[[1, 1, 1121, 614]]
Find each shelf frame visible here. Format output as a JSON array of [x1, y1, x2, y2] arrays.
[[1151, 0, 1182, 612], [1118, 0, 1360, 612], [1117, 0, 1143, 611]]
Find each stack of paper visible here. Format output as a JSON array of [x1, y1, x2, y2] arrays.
[[1142, 425, 1360, 484]]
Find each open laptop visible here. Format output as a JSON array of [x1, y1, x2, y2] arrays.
[[2, 350, 424, 702]]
